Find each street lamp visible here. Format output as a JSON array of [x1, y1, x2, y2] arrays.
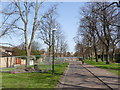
[[89, 43, 92, 61], [52, 28, 57, 74]]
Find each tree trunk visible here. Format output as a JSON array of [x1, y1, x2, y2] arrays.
[[60, 48, 62, 57], [48, 45, 51, 57], [94, 45, 98, 62], [100, 44, 104, 62], [111, 47, 115, 63], [93, 34, 98, 62], [89, 47, 91, 60], [90, 47, 92, 61], [6, 57, 9, 68], [89, 55, 91, 60], [25, 41, 32, 67], [105, 47, 110, 64], [26, 50, 30, 67], [82, 48, 84, 60], [101, 52, 104, 62]]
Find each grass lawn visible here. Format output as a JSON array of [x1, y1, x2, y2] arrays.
[[1, 68, 15, 72], [1, 63, 68, 88], [84, 59, 120, 76], [0, 73, 2, 89]]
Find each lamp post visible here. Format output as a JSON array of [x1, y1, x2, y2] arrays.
[[52, 28, 57, 74], [89, 43, 92, 61]]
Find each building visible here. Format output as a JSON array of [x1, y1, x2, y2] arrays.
[[0, 46, 26, 68]]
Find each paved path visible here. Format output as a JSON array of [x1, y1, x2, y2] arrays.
[[82, 63, 119, 90], [57, 61, 119, 90]]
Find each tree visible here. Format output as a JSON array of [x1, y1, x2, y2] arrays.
[[94, 2, 118, 64], [57, 34, 68, 57], [31, 41, 41, 51], [39, 6, 56, 57], [79, 4, 99, 62], [0, 6, 16, 38], [74, 34, 90, 59], [1, 0, 52, 67], [0, 29, 9, 38], [39, 5, 64, 57], [76, 2, 119, 64], [12, 47, 26, 56]]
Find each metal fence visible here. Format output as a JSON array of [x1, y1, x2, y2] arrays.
[[0, 55, 77, 72]]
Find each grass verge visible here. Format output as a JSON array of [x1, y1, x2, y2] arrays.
[[84, 59, 120, 76], [2, 63, 68, 88]]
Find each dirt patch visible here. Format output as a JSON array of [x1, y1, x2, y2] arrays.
[[9, 66, 48, 74], [10, 67, 35, 73]]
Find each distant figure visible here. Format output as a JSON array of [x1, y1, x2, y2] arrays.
[[82, 59, 84, 64], [78, 57, 81, 61], [78, 57, 84, 64]]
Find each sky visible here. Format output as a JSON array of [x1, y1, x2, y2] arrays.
[[0, 2, 85, 52], [57, 2, 84, 52]]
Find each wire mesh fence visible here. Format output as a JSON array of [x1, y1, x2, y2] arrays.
[[0, 55, 73, 72]]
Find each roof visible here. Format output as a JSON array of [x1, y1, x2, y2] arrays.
[[0, 46, 13, 50], [0, 52, 12, 57], [0, 46, 13, 56]]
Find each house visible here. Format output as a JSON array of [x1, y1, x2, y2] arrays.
[[0, 46, 26, 68]]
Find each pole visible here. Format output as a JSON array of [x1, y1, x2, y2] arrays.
[[52, 30, 55, 74]]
